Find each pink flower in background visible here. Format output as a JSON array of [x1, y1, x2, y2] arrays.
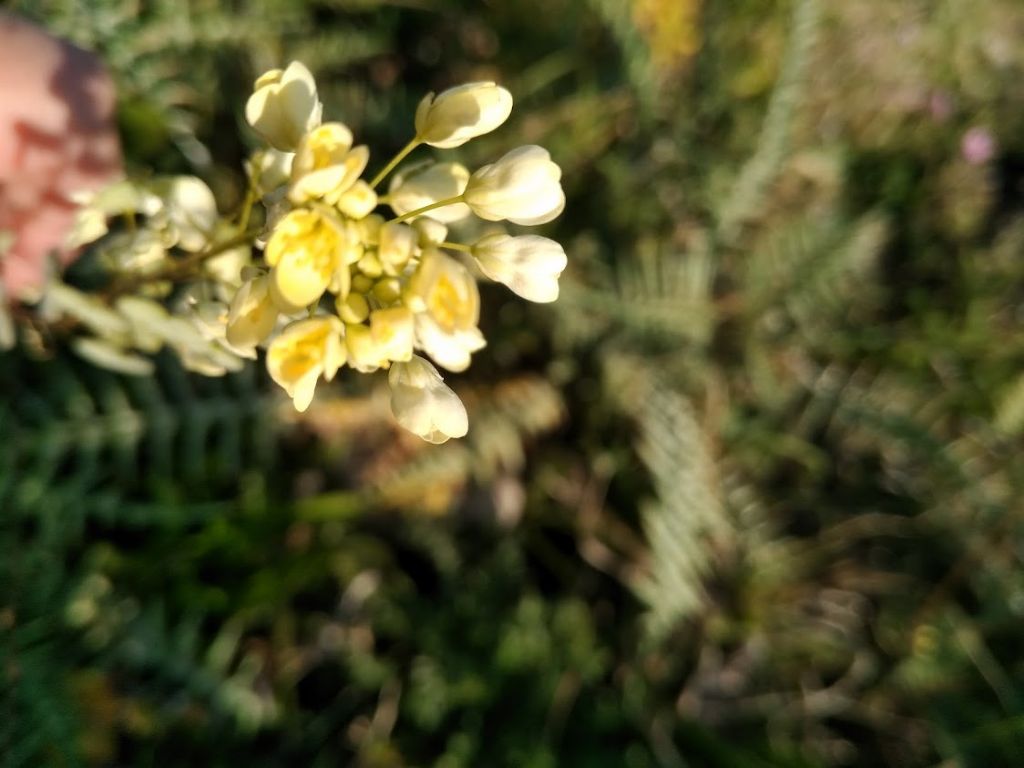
[[927, 91, 954, 123], [961, 126, 996, 166], [0, 13, 122, 299]]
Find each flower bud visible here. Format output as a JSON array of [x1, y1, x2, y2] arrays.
[[358, 214, 385, 246], [351, 274, 374, 294], [337, 180, 378, 219], [388, 355, 468, 443], [225, 276, 279, 348], [328, 258, 351, 300], [412, 217, 448, 248], [344, 322, 385, 373], [388, 162, 471, 223], [378, 222, 417, 275], [471, 233, 567, 303], [356, 251, 383, 278], [372, 277, 403, 304], [464, 146, 565, 226], [245, 61, 323, 152], [336, 292, 369, 324], [369, 306, 415, 362], [414, 82, 513, 149]]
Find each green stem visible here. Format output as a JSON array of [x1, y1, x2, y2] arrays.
[[439, 241, 471, 253], [104, 231, 257, 298], [237, 169, 261, 234], [388, 196, 465, 224], [368, 137, 421, 190]]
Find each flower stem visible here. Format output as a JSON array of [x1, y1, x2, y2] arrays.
[[369, 137, 421, 190], [439, 241, 471, 253], [104, 231, 257, 298], [388, 196, 465, 224], [237, 168, 261, 234]]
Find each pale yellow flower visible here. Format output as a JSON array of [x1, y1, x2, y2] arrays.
[[188, 299, 232, 342], [245, 62, 323, 152], [73, 180, 164, 219], [185, 299, 256, 358], [57, 61, 571, 431], [226, 276, 279, 348], [471, 233, 567, 303], [289, 123, 369, 204], [464, 145, 565, 225], [266, 316, 346, 411], [43, 283, 130, 344], [250, 148, 295, 196], [72, 337, 154, 376], [66, 181, 165, 249], [202, 235, 252, 288], [344, 307, 413, 371], [388, 355, 468, 444], [264, 209, 345, 311], [114, 295, 172, 352], [414, 82, 513, 149], [412, 217, 448, 248], [178, 342, 247, 377], [388, 162, 471, 223], [152, 176, 218, 252], [405, 249, 485, 372], [164, 314, 235, 358], [115, 296, 244, 372], [65, 206, 108, 250], [98, 230, 167, 276]]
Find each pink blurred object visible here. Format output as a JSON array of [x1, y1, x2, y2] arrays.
[[927, 90, 954, 123], [0, 13, 122, 300], [961, 126, 997, 166]]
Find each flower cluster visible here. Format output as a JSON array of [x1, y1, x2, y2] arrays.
[[55, 62, 567, 443]]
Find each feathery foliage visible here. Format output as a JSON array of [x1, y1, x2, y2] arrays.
[[7, 0, 1024, 765]]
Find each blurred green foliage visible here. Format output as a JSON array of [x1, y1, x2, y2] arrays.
[[6, 0, 1024, 765]]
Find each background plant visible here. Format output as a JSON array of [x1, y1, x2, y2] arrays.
[[5, 0, 1024, 766]]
